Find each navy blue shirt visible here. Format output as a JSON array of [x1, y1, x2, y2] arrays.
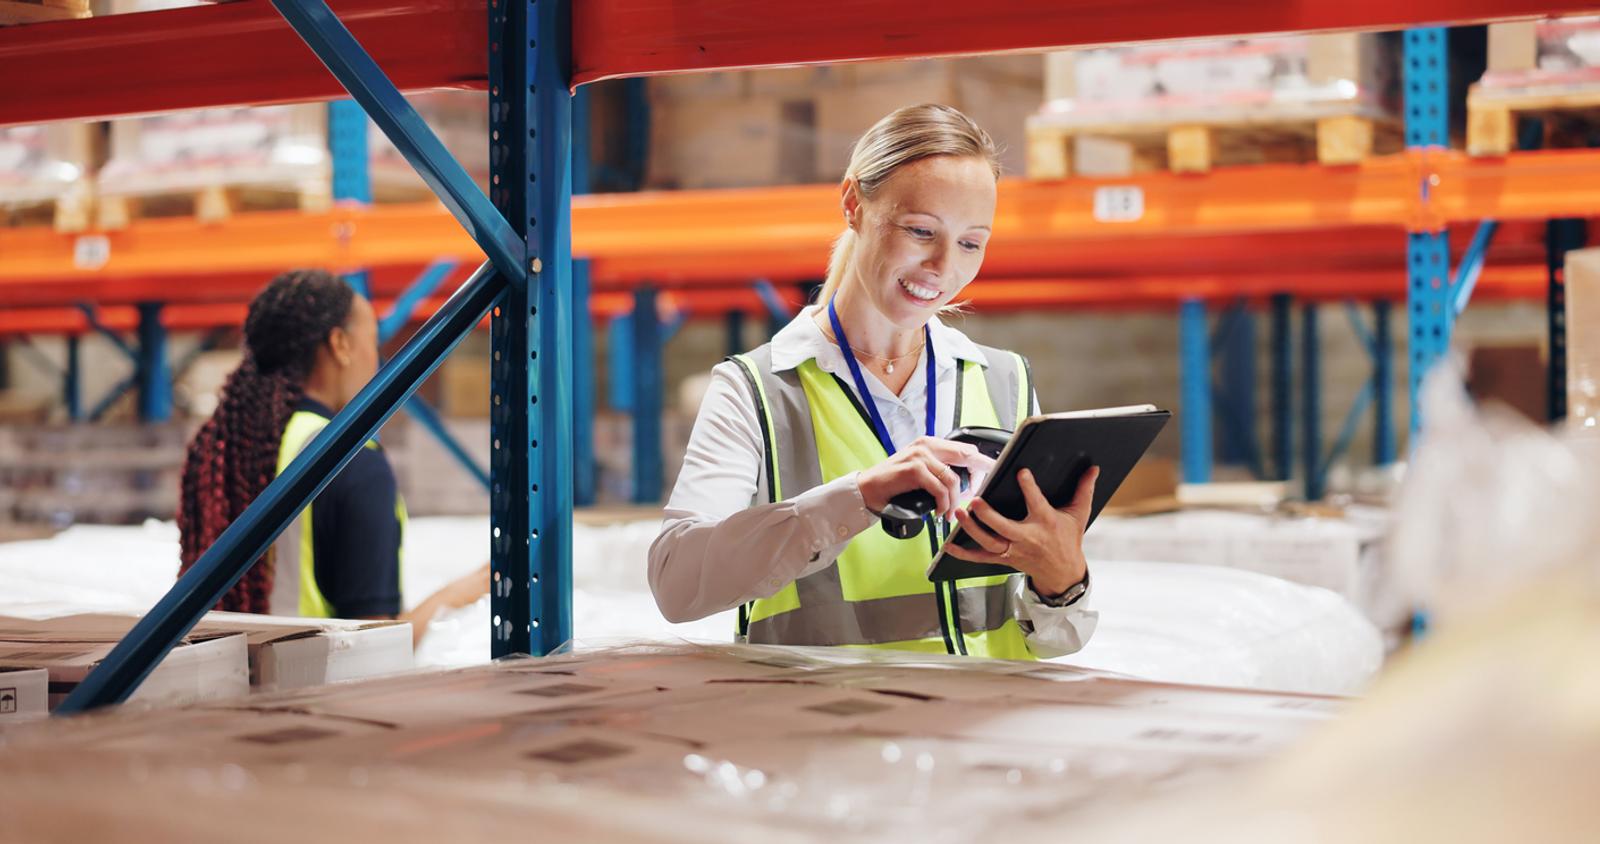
[[297, 398, 404, 617]]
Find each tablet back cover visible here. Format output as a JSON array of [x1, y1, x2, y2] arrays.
[[927, 410, 1170, 581]]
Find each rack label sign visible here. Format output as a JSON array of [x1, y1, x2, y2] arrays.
[[1093, 186, 1144, 223], [73, 236, 111, 270]]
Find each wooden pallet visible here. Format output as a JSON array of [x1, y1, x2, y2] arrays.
[[0, 191, 91, 232], [1467, 83, 1600, 155], [95, 182, 333, 229], [1026, 112, 1401, 178], [0, 0, 88, 26]]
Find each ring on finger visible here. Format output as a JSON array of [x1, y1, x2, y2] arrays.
[[1001, 540, 1013, 558]]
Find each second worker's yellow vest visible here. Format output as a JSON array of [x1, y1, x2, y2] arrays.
[[273, 410, 407, 618]]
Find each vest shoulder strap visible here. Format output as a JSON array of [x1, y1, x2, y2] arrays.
[[970, 344, 1032, 431]]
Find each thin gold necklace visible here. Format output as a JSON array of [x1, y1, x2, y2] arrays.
[[820, 326, 920, 374]]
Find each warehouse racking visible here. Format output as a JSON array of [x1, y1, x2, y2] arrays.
[[0, 0, 1596, 710]]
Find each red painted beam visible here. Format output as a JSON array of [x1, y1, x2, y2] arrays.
[[0, 0, 486, 127], [573, 0, 1600, 85]]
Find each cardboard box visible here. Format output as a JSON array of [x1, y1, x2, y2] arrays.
[[646, 96, 815, 189], [190, 612, 413, 692], [1485, 16, 1600, 76], [1568, 248, 1600, 428], [0, 632, 248, 711], [0, 666, 48, 723], [1468, 343, 1547, 423], [814, 60, 1042, 179], [0, 612, 411, 695]]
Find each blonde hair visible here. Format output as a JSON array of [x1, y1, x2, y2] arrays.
[[818, 104, 1002, 307]]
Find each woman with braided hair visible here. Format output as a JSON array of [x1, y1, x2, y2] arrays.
[[179, 269, 485, 643]]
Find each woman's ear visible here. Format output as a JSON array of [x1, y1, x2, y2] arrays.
[[840, 177, 861, 231], [328, 326, 354, 368]]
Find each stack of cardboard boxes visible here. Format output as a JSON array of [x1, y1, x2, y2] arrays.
[[645, 56, 1044, 190]]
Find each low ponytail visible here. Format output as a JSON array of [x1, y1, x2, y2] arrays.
[[818, 228, 856, 306]]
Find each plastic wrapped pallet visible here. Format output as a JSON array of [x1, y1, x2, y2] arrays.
[[1470, 16, 1600, 155], [0, 122, 95, 231], [96, 105, 331, 227], [0, 642, 1345, 842], [1030, 33, 1399, 176]]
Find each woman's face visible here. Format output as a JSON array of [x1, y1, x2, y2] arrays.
[[334, 295, 380, 407], [843, 154, 997, 331]]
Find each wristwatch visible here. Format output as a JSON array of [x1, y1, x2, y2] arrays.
[[1032, 570, 1090, 608]]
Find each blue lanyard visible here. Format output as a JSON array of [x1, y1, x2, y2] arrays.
[[827, 299, 936, 456]]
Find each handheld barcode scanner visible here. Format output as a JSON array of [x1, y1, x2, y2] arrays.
[[878, 426, 1012, 540]]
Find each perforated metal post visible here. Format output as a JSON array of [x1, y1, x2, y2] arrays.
[[328, 98, 372, 297], [1179, 298, 1211, 483], [1404, 27, 1451, 435], [488, 0, 573, 657]]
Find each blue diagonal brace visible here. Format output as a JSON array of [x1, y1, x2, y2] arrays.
[[75, 303, 137, 363], [379, 259, 459, 342], [753, 278, 794, 322], [267, 0, 525, 287], [58, 262, 507, 713], [404, 395, 491, 490], [1452, 220, 1500, 317]]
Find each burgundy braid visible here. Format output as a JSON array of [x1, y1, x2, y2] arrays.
[[177, 270, 354, 613]]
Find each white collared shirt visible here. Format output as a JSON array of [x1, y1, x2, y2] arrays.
[[647, 306, 1097, 657]]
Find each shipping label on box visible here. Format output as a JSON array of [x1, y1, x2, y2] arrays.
[[0, 633, 248, 711], [0, 666, 48, 723]]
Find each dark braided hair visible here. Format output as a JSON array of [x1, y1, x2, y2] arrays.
[[178, 269, 355, 613]]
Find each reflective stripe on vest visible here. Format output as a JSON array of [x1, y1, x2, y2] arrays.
[[271, 410, 407, 618], [728, 343, 1036, 660]]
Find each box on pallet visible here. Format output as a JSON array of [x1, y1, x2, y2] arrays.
[[97, 105, 331, 227], [0, 122, 96, 231], [1471, 17, 1600, 155], [1031, 33, 1398, 177], [646, 57, 1041, 189], [0, 423, 187, 527]]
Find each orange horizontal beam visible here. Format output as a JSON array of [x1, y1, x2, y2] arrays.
[[574, 0, 1600, 85], [0, 266, 1548, 337], [1, 150, 1596, 308]]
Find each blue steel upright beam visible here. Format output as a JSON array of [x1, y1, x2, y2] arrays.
[[1404, 27, 1451, 435], [1301, 303, 1323, 500], [487, 0, 573, 657], [632, 286, 664, 503], [328, 98, 372, 298], [1214, 302, 1260, 473], [134, 303, 171, 423], [572, 85, 597, 508], [1270, 293, 1293, 481], [1179, 298, 1212, 484], [64, 335, 81, 422], [59, 0, 535, 711], [1372, 300, 1396, 464]]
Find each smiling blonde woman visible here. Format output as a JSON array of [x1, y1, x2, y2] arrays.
[[648, 104, 1097, 660]]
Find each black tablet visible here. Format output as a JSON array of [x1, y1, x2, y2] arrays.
[[926, 404, 1171, 581]]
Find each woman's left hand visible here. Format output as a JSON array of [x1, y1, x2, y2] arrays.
[[951, 466, 1098, 598]]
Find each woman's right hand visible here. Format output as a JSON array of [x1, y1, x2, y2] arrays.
[[857, 437, 996, 519]]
